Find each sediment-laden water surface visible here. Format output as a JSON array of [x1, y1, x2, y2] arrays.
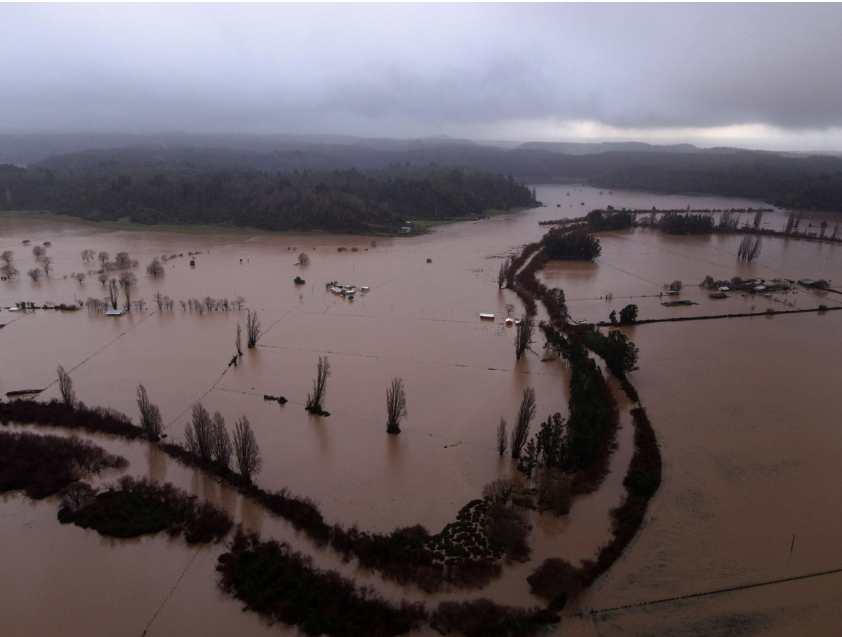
[[1, 185, 840, 635]]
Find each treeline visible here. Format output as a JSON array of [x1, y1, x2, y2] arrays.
[[0, 399, 500, 592], [543, 229, 602, 260], [540, 326, 615, 472], [658, 212, 715, 235], [0, 162, 535, 234]]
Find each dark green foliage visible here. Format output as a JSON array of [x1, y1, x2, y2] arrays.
[[658, 212, 714, 235], [541, 325, 613, 471], [618, 303, 638, 325], [430, 599, 556, 637], [217, 528, 428, 637], [533, 413, 569, 471], [543, 230, 602, 261], [583, 329, 640, 376], [0, 430, 126, 499], [59, 476, 233, 543], [528, 407, 662, 601], [0, 162, 534, 234], [526, 558, 583, 601], [585, 209, 634, 231]]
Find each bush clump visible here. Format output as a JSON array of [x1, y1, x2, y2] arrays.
[[217, 528, 428, 637], [59, 476, 233, 544], [0, 430, 126, 499]]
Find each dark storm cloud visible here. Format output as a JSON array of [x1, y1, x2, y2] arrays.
[[0, 3, 840, 137]]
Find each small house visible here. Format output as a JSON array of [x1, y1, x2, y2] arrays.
[[479, 313, 495, 320], [105, 309, 125, 316], [798, 278, 816, 287]]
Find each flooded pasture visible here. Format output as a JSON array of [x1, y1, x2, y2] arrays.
[[1, 185, 841, 635]]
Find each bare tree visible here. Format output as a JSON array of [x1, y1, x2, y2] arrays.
[[235, 323, 243, 356], [115, 252, 132, 269], [385, 377, 408, 434], [510, 387, 536, 459], [153, 291, 164, 311], [32, 245, 46, 259], [497, 257, 510, 289], [98, 251, 109, 266], [74, 272, 86, 283], [81, 249, 95, 263], [1, 264, 19, 279], [1, 250, 13, 265], [204, 295, 215, 313], [496, 417, 508, 455], [514, 313, 536, 360], [107, 278, 119, 309], [483, 477, 515, 505], [136, 384, 164, 441], [234, 296, 246, 310], [118, 271, 137, 309], [57, 365, 76, 408], [233, 416, 262, 483], [211, 411, 233, 469], [135, 298, 147, 311], [306, 355, 331, 413], [737, 236, 762, 262], [184, 402, 214, 463], [298, 252, 310, 265], [246, 309, 262, 348], [27, 268, 43, 281], [97, 273, 108, 285], [146, 257, 164, 277]]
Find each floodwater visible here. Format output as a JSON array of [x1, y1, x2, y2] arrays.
[[1, 185, 841, 635]]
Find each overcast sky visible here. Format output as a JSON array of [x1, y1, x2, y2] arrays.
[[2, 3, 842, 150]]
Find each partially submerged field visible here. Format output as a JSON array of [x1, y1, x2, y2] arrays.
[[2, 185, 841, 635]]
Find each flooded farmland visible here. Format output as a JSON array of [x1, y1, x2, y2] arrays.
[[2, 184, 842, 636]]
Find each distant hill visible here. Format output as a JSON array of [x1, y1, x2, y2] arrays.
[[516, 141, 707, 155], [3, 138, 842, 215]]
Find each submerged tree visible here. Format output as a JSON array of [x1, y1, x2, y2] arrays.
[[211, 411, 233, 469], [514, 312, 535, 360], [246, 310, 262, 348], [298, 252, 310, 265], [497, 257, 510, 289], [42, 256, 54, 277], [108, 278, 119, 309], [32, 245, 46, 259], [57, 365, 76, 408], [618, 304, 638, 325], [27, 267, 43, 281], [98, 251, 109, 266], [235, 323, 243, 356], [510, 387, 537, 459], [184, 402, 214, 463], [136, 384, 164, 441], [81, 249, 95, 263], [146, 257, 164, 277], [233, 416, 262, 483], [737, 236, 762, 262], [305, 355, 331, 414], [496, 417, 508, 456], [385, 377, 408, 434]]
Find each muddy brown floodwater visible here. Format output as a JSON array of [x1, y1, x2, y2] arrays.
[[1, 185, 841, 636]]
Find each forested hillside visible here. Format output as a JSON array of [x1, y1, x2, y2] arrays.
[[0, 161, 535, 233]]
